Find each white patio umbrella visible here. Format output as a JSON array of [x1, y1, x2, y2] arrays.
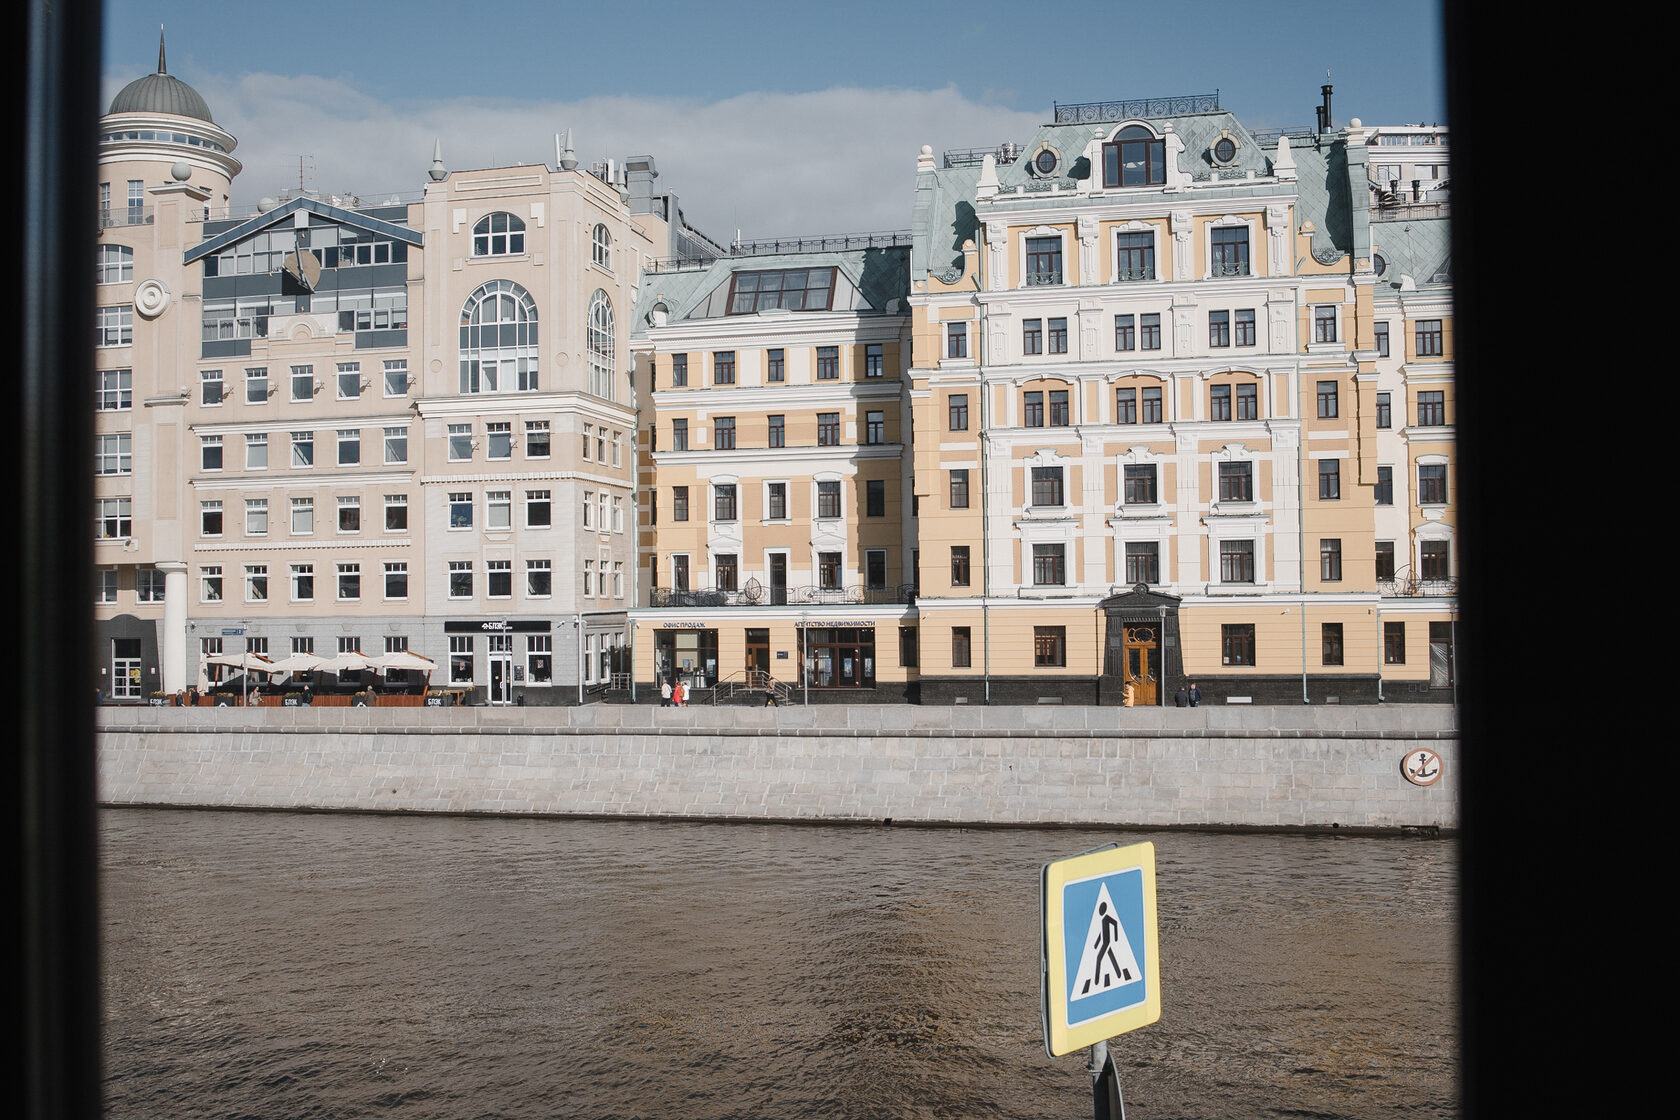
[[263, 652, 326, 680], [370, 650, 435, 671], [319, 651, 377, 673], [206, 651, 277, 672]]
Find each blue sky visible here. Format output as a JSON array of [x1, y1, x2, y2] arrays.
[[103, 0, 1445, 238]]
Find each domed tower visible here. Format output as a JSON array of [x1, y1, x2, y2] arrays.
[[99, 29, 241, 219]]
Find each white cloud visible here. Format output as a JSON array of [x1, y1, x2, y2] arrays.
[[135, 71, 1046, 240]]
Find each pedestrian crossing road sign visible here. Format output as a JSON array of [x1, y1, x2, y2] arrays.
[[1041, 840, 1160, 1057]]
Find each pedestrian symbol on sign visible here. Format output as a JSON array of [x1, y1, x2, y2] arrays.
[[1073, 885, 1142, 997]]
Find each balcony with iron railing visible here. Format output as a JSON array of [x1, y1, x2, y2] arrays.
[[1053, 92, 1221, 124], [649, 582, 916, 609], [1024, 267, 1064, 287], [1379, 566, 1458, 598]]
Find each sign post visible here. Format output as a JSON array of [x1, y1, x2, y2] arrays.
[[1042, 841, 1161, 1119]]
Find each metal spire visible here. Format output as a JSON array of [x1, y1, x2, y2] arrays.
[[158, 25, 167, 74]]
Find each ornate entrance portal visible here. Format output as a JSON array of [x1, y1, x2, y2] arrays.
[[1099, 585, 1182, 706], [1123, 623, 1159, 706]]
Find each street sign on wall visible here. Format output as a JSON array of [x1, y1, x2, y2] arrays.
[[1041, 841, 1161, 1057]]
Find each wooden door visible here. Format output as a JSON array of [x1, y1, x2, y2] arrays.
[[1124, 625, 1159, 706]]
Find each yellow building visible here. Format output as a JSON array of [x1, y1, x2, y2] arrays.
[[902, 91, 1454, 704], [628, 241, 917, 700]]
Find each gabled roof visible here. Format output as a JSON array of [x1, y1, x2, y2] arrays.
[[184, 195, 422, 264]]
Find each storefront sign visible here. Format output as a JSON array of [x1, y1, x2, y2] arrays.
[[444, 619, 551, 634]]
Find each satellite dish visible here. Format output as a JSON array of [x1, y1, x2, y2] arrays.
[[281, 247, 322, 292]]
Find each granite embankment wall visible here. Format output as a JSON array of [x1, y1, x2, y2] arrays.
[[96, 704, 1457, 832]]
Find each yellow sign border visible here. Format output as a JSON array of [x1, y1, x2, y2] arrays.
[[1042, 840, 1161, 1057]]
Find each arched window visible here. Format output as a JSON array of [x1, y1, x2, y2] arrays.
[[592, 223, 611, 269], [587, 289, 614, 400], [472, 212, 525, 256], [1103, 125, 1166, 188], [459, 281, 538, 394], [97, 244, 134, 284]]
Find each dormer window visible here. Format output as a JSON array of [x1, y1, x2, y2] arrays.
[[1103, 125, 1166, 188], [472, 212, 525, 256], [726, 267, 835, 314]]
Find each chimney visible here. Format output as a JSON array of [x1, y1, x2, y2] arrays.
[[624, 155, 659, 214], [1320, 82, 1334, 133]]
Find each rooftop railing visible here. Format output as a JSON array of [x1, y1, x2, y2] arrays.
[[649, 584, 916, 609], [729, 231, 912, 257], [1053, 92, 1220, 124], [943, 143, 1022, 168]]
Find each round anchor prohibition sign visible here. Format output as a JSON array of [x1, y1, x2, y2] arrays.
[[1401, 748, 1443, 786]]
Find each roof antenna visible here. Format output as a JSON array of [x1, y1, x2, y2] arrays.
[[158, 24, 167, 74]]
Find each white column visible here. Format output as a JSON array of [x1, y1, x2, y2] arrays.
[[158, 561, 188, 691]]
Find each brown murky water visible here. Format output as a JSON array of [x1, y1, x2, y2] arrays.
[[100, 809, 1456, 1118]]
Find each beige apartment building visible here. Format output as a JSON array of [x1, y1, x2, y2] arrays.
[[93, 41, 721, 703]]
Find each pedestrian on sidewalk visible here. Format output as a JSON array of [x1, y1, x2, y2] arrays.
[[1188, 681, 1202, 708], [660, 676, 672, 707]]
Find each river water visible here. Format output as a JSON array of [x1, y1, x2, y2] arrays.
[[100, 809, 1456, 1119]]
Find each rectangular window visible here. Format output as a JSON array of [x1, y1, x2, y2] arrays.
[[670, 354, 688, 386], [1022, 319, 1042, 355], [1124, 542, 1159, 584], [1116, 387, 1137, 424], [1114, 314, 1136, 352], [1417, 391, 1446, 426], [201, 434, 223, 471], [1123, 464, 1157, 504], [450, 637, 473, 684], [727, 267, 836, 314], [1023, 391, 1044, 426], [136, 568, 166, 603], [486, 421, 511, 460], [706, 416, 733, 451], [337, 428, 360, 466], [864, 551, 888, 590], [1049, 390, 1069, 426], [1376, 466, 1394, 506], [96, 305, 132, 347], [1221, 623, 1255, 666], [486, 560, 511, 599], [818, 552, 842, 590], [1210, 384, 1232, 421], [949, 469, 969, 509], [487, 490, 511, 530], [1235, 309, 1256, 347], [672, 486, 689, 521], [1116, 231, 1154, 281], [947, 323, 968, 359], [672, 418, 688, 451], [383, 360, 408, 397], [242, 432, 267, 470], [1048, 318, 1068, 355], [292, 636, 315, 655], [385, 493, 408, 531], [951, 546, 970, 587], [337, 496, 360, 533], [1421, 541, 1450, 580], [768, 482, 787, 520], [865, 344, 884, 378], [288, 497, 311, 535], [767, 349, 785, 382], [1209, 311, 1230, 348], [1313, 306, 1338, 343], [866, 479, 885, 517], [1141, 387, 1162, 423], [952, 626, 972, 668], [1031, 466, 1064, 507], [384, 562, 408, 600], [714, 484, 737, 522], [1384, 621, 1406, 664], [1418, 464, 1448, 505], [1322, 623, 1344, 666], [291, 430, 313, 468], [1236, 382, 1258, 420], [200, 500, 223, 536], [865, 410, 885, 445], [1376, 541, 1396, 582], [672, 555, 690, 591], [948, 394, 969, 431], [1032, 544, 1066, 586], [1220, 540, 1255, 583], [96, 569, 117, 605], [1376, 392, 1392, 429], [291, 365, 313, 402], [613, 495, 624, 533], [96, 497, 132, 540], [582, 424, 594, 461], [1025, 237, 1062, 285], [201, 369, 224, 405], [527, 634, 552, 682], [290, 563, 313, 602], [899, 626, 918, 668], [1415, 320, 1443, 357], [1320, 538, 1343, 581], [1034, 626, 1066, 667], [1211, 227, 1250, 276], [97, 369, 132, 411], [96, 433, 132, 475], [449, 491, 472, 530], [1219, 460, 1253, 501], [380, 426, 407, 465], [817, 481, 841, 519], [448, 561, 473, 599], [816, 346, 839, 380], [1319, 459, 1341, 500], [245, 498, 268, 536], [581, 492, 592, 529], [1317, 381, 1339, 418], [448, 423, 472, 461], [817, 412, 840, 446], [200, 565, 222, 603], [1140, 313, 1161, 350], [337, 563, 360, 601], [1374, 322, 1390, 357], [768, 414, 785, 448], [523, 420, 550, 459], [715, 554, 739, 592], [527, 559, 552, 598], [524, 489, 549, 528], [337, 363, 361, 400]]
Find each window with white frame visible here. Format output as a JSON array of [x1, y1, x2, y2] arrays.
[[337, 428, 360, 466], [291, 430, 313, 468], [449, 560, 473, 599], [525, 489, 550, 528], [449, 492, 472, 530], [337, 363, 361, 400], [96, 568, 117, 605], [459, 281, 538, 394], [383, 360, 408, 397], [448, 423, 472, 461], [384, 562, 407, 600], [96, 497, 132, 539], [290, 563, 313, 602], [201, 369, 224, 405], [200, 500, 223, 536], [292, 636, 314, 655], [472, 212, 525, 256], [384, 426, 407, 464], [136, 568, 166, 602], [525, 420, 550, 458], [291, 365, 313, 401], [201, 434, 223, 471], [246, 432, 268, 470], [245, 498, 268, 536], [384, 493, 407, 531], [527, 559, 552, 597], [96, 305, 132, 347], [337, 495, 360, 533], [290, 497, 313, 535], [612, 495, 624, 532], [486, 560, 512, 598], [200, 565, 223, 602], [96, 244, 133, 284], [527, 635, 552, 683], [587, 290, 615, 400], [612, 562, 623, 598], [245, 564, 268, 602], [592, 223, 612, 268], [337, 636, 361, 655], [487, 490, 511, 530], [486, 421, 512, 460], [97, 369, 132, 410], [95, 433, 131, 476]]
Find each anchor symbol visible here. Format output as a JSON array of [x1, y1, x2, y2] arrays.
[[1410, 751, 1439, 778]]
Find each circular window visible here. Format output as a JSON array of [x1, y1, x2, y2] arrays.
[[1373, 253, 1388, 277], [1033, 148, 1058, 176], [1213, 136, 1237, 164]]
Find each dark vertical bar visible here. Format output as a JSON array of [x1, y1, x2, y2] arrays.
[[15, 1, 103, 1118]]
